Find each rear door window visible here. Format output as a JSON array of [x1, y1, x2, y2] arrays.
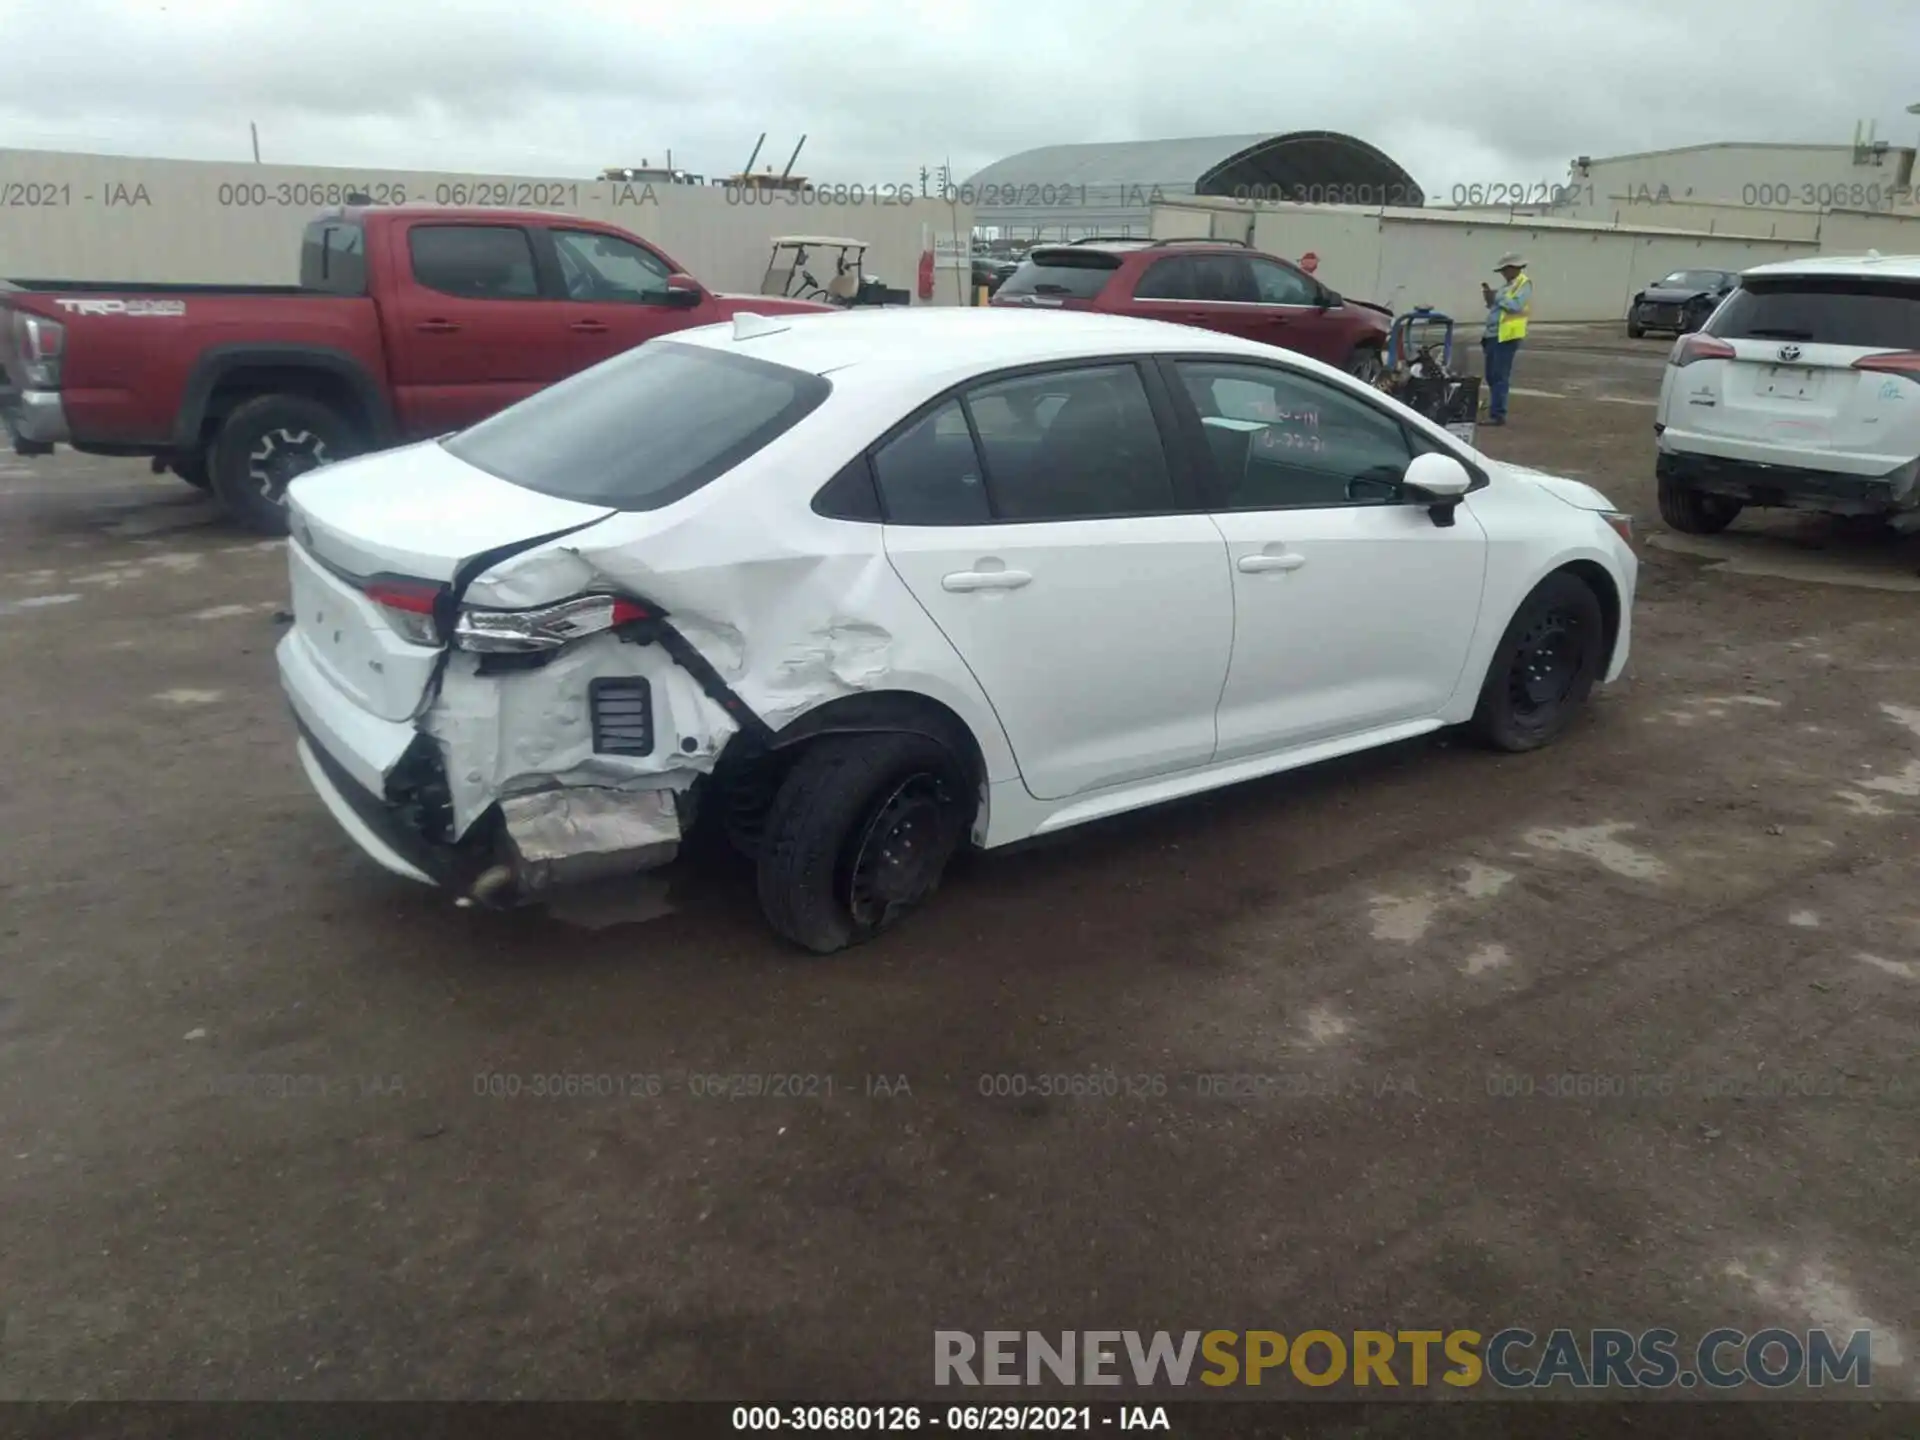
[[1707, 278, 1920, 349], [443, 341, 831, 509], [408, 225, 540, 300], [995, 249, 1121, 301]]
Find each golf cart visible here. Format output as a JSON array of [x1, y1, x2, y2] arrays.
[[761, 236, 909, 308]]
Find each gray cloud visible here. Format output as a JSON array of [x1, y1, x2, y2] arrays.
[[2, 0, 1917, 192]]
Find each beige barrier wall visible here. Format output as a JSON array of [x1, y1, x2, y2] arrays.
[[0, 149, 976, 302], [1151, 200, 1820, 322]]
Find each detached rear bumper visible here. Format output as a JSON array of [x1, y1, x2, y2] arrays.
[[2, 387, 70, 452], [1656, 448, 1918, 516]]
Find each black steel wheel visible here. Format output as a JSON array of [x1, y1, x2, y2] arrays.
[[1469, 572, 1606, 752], [756, 733, 973, 953]]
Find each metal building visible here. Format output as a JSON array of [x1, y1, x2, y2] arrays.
[[960, 132, 1424, 242], [1557, 140, 1919, 217]]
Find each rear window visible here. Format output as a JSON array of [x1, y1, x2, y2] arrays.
[[1707, 277, 1920, 350], [995, 249, 1121, 301], [300, 220, 367, 295], [443, 341, 831, 510]]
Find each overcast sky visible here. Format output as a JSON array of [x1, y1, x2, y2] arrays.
[[2, 0, 1918, 195]]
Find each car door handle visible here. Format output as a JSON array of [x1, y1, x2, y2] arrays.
[[570, 319, 609, 333], [415, 319, 461, 334], [942, 569, 1032, 592], [1238, 552, 1306, 573]]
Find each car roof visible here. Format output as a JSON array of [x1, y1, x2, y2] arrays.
[[1027, 238, 1250, 258], [1739, 253, 1920, 282], [667, 306, 1286, 380]]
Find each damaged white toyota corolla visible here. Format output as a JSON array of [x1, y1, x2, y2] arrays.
[[277, 306, 1637, 952]]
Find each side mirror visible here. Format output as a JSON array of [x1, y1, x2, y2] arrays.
[[1320, 288, 1340, 308], [661, 273, 703, 307], [1402, 452, 1472, 527]]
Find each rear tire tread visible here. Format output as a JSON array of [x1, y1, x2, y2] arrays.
[[1657, 475, 1741, 535], [755, 733, 966, 955]]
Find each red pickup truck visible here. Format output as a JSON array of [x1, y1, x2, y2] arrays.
[[0, 206, 835, 532]]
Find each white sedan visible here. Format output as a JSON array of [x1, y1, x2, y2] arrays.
[[277, 307, 1637, 952]]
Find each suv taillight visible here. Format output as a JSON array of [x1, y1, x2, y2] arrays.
[[1669, 333, 1735, 367], [451, 593, 652, 654], [13, 312, 65, 389], [1853, 351, 1920, 380]]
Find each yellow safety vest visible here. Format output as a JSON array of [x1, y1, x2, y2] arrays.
[[1496, 271, 1531, 343]]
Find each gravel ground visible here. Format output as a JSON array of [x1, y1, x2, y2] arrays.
[[0, 329, 1914, 1424]]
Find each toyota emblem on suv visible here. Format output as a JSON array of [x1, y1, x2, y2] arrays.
[[1778, 344, 1802, 362]]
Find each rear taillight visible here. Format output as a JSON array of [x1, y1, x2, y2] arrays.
[[451, 593, 652, 654], [1669, 333, 1734, 367], [1853, 351, 1920, 379], [14, 312, 65, 388], [362, 578, 445, 647]]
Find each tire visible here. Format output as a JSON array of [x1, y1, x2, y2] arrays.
[[755, 732, 973, 954], [209, 394, 360, 536], [172, 450, 211, 490], [1468, 571, 1607, 753], [1626, 318, 1645, 339], [1658, 475, 1741, 535], [1344, 345, 1385, 385]]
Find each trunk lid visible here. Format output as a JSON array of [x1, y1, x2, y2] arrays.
[[284, 440, 616, 721]]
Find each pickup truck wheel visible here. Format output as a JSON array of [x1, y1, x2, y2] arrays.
[[210, 395, 359, 535], [1468, 572, 1605, 754], [755, 733, 971, 954]]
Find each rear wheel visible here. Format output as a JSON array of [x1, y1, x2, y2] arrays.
[[1658, 475, 1742, 535], [1469, 572, 1606, 753], [209, 394, 360, 535], [755, 733, 972, 954], [1626, 317, 1646, 338]]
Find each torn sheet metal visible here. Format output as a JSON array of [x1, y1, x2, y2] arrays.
[[423, 638, 737, 836], [501, 786, 681, 891]]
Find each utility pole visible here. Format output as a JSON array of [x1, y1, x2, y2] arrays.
[[250, 122, 260, 163]]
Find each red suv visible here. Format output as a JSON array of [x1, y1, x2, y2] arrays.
[[991, 237, 1392, 381]]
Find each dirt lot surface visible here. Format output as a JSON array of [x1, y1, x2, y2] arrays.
[[1, 328, 1916, 1423]]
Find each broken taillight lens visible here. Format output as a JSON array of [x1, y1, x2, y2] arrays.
[[451, 593, 652, 654], [362, 577, 445, 647]]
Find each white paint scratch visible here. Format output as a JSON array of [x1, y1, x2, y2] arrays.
[[1302, 1004, 1351, 1046], [1458, 862, 1515, 900], [1835, 790, 1895, 816], [1724, 1255, 1906, 1371], [1464, 943, 1511, 976], [1523, 822, 1669, 881], [0, 593, 81, 615], [1368, 893, 1436, 943], [1862, 761, 1920, 798], [153, 689, 223, 706], [1858, 953, 1918, 980], [1879, 702, 1920, 738]]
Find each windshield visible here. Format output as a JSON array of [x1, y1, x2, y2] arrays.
[[443, 341, 831, 509], [1659, 270, 1727, 288]]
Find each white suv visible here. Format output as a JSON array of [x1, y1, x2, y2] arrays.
[[278, 307, 1636, 952], [1654, 254, 1920, 534]]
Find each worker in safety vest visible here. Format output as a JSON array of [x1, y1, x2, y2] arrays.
[[1478, 250, 1532, 426]]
